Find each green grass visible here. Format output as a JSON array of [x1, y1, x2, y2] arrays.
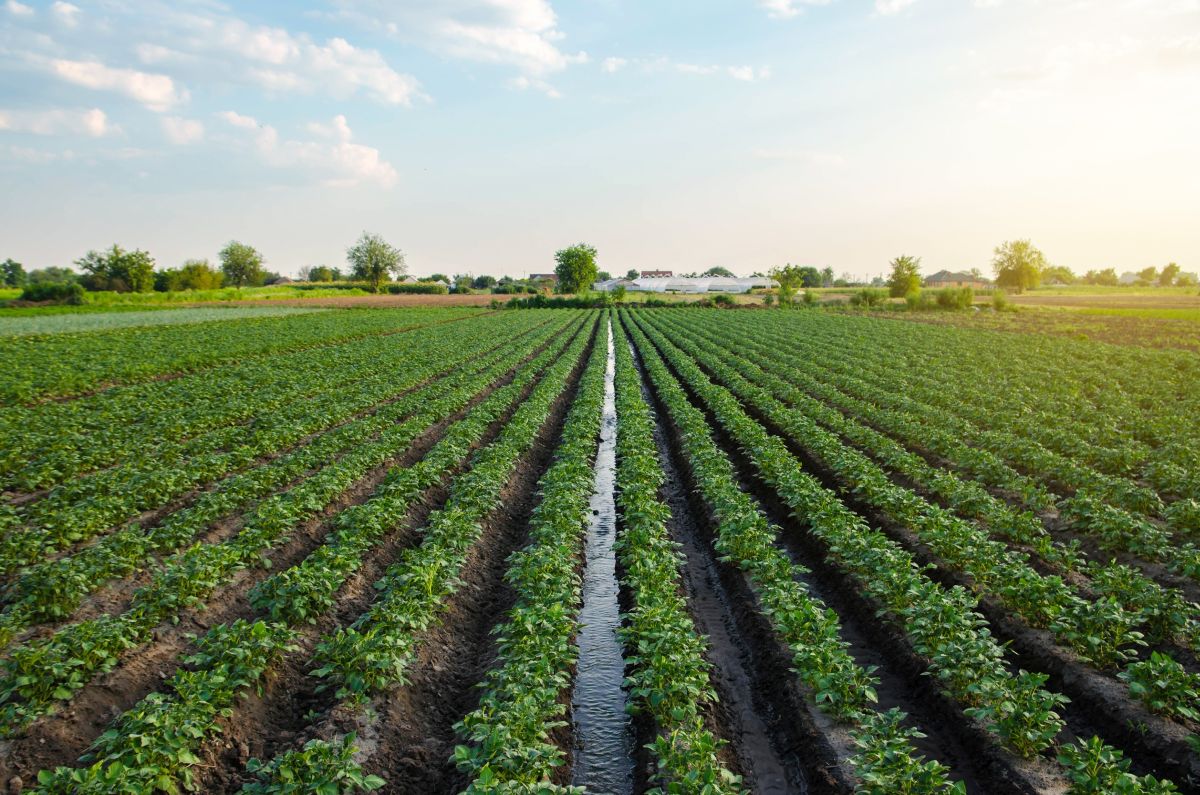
[[0, 306, 330, 336]]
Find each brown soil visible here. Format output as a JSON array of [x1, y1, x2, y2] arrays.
[[624, 312, 1069, 794], [0, 319, 582, 786], [0, 316, 561, 642], [204, 317, 599, 795], [691, 351, 1200, 789]]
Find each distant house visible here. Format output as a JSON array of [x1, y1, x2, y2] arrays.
[[1119, 272, 1139, 285], [925, 270, 989, 289], [640, 270, 673, 278], [529, 273, 558, 283]]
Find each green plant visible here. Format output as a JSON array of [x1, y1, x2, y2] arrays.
[[1119, 652, 1200, 722], [244, 734, 385, 794]]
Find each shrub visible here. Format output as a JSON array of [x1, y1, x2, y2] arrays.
[[991, 290, 1010, 311], [385, 282, 449, 295], [905, 290, 933, 311], [850, 288, 887, 308], [713, 294, 735, 307], [19, 282, 84, 305], [935, 287, 974, 310], [762, 294, 775, 307]]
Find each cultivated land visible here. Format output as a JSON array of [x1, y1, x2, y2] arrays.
[[0, 305, 1196, 794]]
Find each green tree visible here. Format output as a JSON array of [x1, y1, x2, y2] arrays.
[[26, 266, 77, 285], [1159, 262, 1180, 286], [1, 258, 26, 287], [625, 269, 639, 281], [1084, 268, 1119, 286], [307, 265, 335, 282], [1042, 265, 1077, 285], [820, 266, 835, 287], [156, 259, 224, 291], [1136, 265, 1158, 285], [454, 275, 473, 293], [76, 245, 155, 292], [596, 270, 612, 281], [554, 243, 598, 294], [887, 255, 922, 297], [347, 232, 405, 293], [429, 273, 449, 284], [472, 275, 497, 289], [219, 241, 265, 289], [702, 266, 735, 278], [769, 264, 806, 304], [992, 240, 1047, 294]]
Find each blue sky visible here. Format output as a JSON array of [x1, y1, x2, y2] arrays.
[[1, 0, 1198, 279]]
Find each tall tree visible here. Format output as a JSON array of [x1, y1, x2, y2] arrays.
[[702, 266, 735, 278], [76, 245, 155, 292], [347, 232, 405, 293], [887, 255, 922, 297], [26, 266, 77, 285], [1, 258, 26, 287], [820, 266, 835, 287], [1159, 262, 1180, 286], [554, 243, 598, 293], [992, 240, 1047, 293], [219, 241, 265, 289], [625, 268, 639, 281], [1042, 265, 1077, 285]]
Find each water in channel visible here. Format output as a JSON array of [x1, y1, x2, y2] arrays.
[[571, 319, 635, 793]]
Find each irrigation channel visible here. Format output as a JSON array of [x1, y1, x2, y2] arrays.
[[572, 320, 636, 793]]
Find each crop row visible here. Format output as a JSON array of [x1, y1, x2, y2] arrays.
[[0, 316, 588, 731], [644, 315, 1200, 728], [0, 310, 520, 491], [0, 306, 475, 404], [619, 313, 963, 793], [751, 312, 1196, 512], [452, 318, 608, 791], [609, 319, 743, 793], [718, 313, 1200, 577], [657, 312, 1200, 658], [246, 315, 600, 793], [623, 311, 1178, 792], [0, 313, 558, 575], [0, 315, 572, 646], [26, 315, 596, 794]]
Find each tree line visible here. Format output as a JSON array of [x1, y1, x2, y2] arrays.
[[0, 232, 407, 297]]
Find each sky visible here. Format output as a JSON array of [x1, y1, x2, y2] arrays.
[[1, 0, 1198, 280]]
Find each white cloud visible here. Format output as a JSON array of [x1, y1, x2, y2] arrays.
[[161, 116, 203, 144], [141, 14, 424, 106], [329, 0, 587, 79], [0, 107, 112, 137], [219, 111, 397, 188], [4, 0, 33, 17], [51, 1, 79, 27], [875, 0, 917, 15], [613, 58, 772, 82], [601, 56, 627, 73], [757, 0, 832, 20], [47, 59, 186, 112]]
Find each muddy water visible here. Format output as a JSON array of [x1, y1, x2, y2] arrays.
[[571, 320, 635, 794]]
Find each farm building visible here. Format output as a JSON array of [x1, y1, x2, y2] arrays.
[[640, 270, 673, 278], [627, 276, 777, 294], [592, 278, 635, 292], [924, 270, 990, 289], [529, 273, 559, 283]]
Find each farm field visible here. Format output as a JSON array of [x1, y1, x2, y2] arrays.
[[0, 306, 1197, 794]]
